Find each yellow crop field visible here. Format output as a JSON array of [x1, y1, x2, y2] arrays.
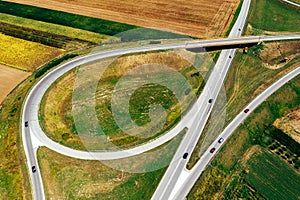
[[0, 33, 64, 71]]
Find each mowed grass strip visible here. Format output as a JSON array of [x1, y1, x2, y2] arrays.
[[37, 129, 186, 199], [243, 147, 300, 200], [248, 0, 300, 32], [0, 13, 114, 44], [38, 146, 167, 199], [0, 76, 35, 198], [0, 33, 64, 71]]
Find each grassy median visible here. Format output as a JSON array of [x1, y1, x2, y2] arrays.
[[187, 45, 300, 199], [248, 0, 300, 34]]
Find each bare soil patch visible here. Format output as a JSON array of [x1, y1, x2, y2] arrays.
[[7, 0, 240, 38], [274, 107, 300, 144], [0, 64, 30, 103], [260, 41, 300, 69]]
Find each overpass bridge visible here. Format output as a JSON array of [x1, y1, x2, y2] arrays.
[[185, 34, 300, 48]]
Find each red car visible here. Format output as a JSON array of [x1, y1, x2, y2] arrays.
[[210, 148, 216, 153], [244, 108, 249, 113]]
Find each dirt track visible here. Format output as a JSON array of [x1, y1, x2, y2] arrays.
[[7, 0, 239, 38], [0, 64, 30, 103]]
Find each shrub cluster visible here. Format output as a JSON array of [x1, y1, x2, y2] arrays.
[[35, 54, 78, 78]]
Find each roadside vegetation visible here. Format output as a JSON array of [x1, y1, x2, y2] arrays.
[[40, 50, 204, 150], [0, 75, 35, 199], [0, 33, 64, 71], [37, 146, 167, 200], [34, 54, 78, 79], [225, 0, 243, 36], [188, 64, 300, 199], [247, 0, 300, 34], [37, 128, 187, 199], [188, 40, 300, 168]]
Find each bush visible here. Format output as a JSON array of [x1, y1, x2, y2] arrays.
[[267, 126, 300, 156], [35, 54, 78, 78], [0, 22, 90, 48]]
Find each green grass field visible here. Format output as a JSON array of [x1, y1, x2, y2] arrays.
[[0, 76, 34, 198], [38, 129, 186, 199], [248, 0, 300, 33], [40, 51, 204, 150], [243, 147, 300, 200], [38, 147, 167, 200]]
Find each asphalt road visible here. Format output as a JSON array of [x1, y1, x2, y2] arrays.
[[23, 34, 300, 160], [172, 65, 300, 200], [283, 0, 300, 7], [22, 34, 300, 200], [21, 8, 300, 200], [151, 0, 251, 199]]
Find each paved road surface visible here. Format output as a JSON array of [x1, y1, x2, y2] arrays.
[[173, 65, 300, 200], [22, 33, 300, 199], [282, 0, 300, 7], [151, 0, 251, 199]]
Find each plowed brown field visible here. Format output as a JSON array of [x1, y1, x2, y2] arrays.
[[7, 0, 240, 38], [0, 64, 30, 103]]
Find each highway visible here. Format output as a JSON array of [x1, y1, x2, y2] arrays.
[[173, 65, 300, 200], [282, 0, 300, 7], [151, 0, 251, 199], [20, 4, 300, 199], [23, 33, 300, 160], [22, 36, 300, 200]]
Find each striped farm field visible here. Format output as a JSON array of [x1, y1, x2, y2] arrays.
[[0, 33, 64, 71], [0, 13, 114, 44], [6, 0, 240, 38], [243, 147, 300, 200]]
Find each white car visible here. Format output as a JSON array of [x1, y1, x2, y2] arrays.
[[218, 137, 224, 143]]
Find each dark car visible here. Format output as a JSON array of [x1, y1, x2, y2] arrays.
[[32, 166, 36, 173], [25, 121, 28, 127], [183, 152, 189, 159], [210, 148, 216, 153], [244, 108, 250, 113], [218, 137, 224, 143], [208, 99, 213, 103], [229, 55, 232, 58], [238, 28, 241, 31]]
